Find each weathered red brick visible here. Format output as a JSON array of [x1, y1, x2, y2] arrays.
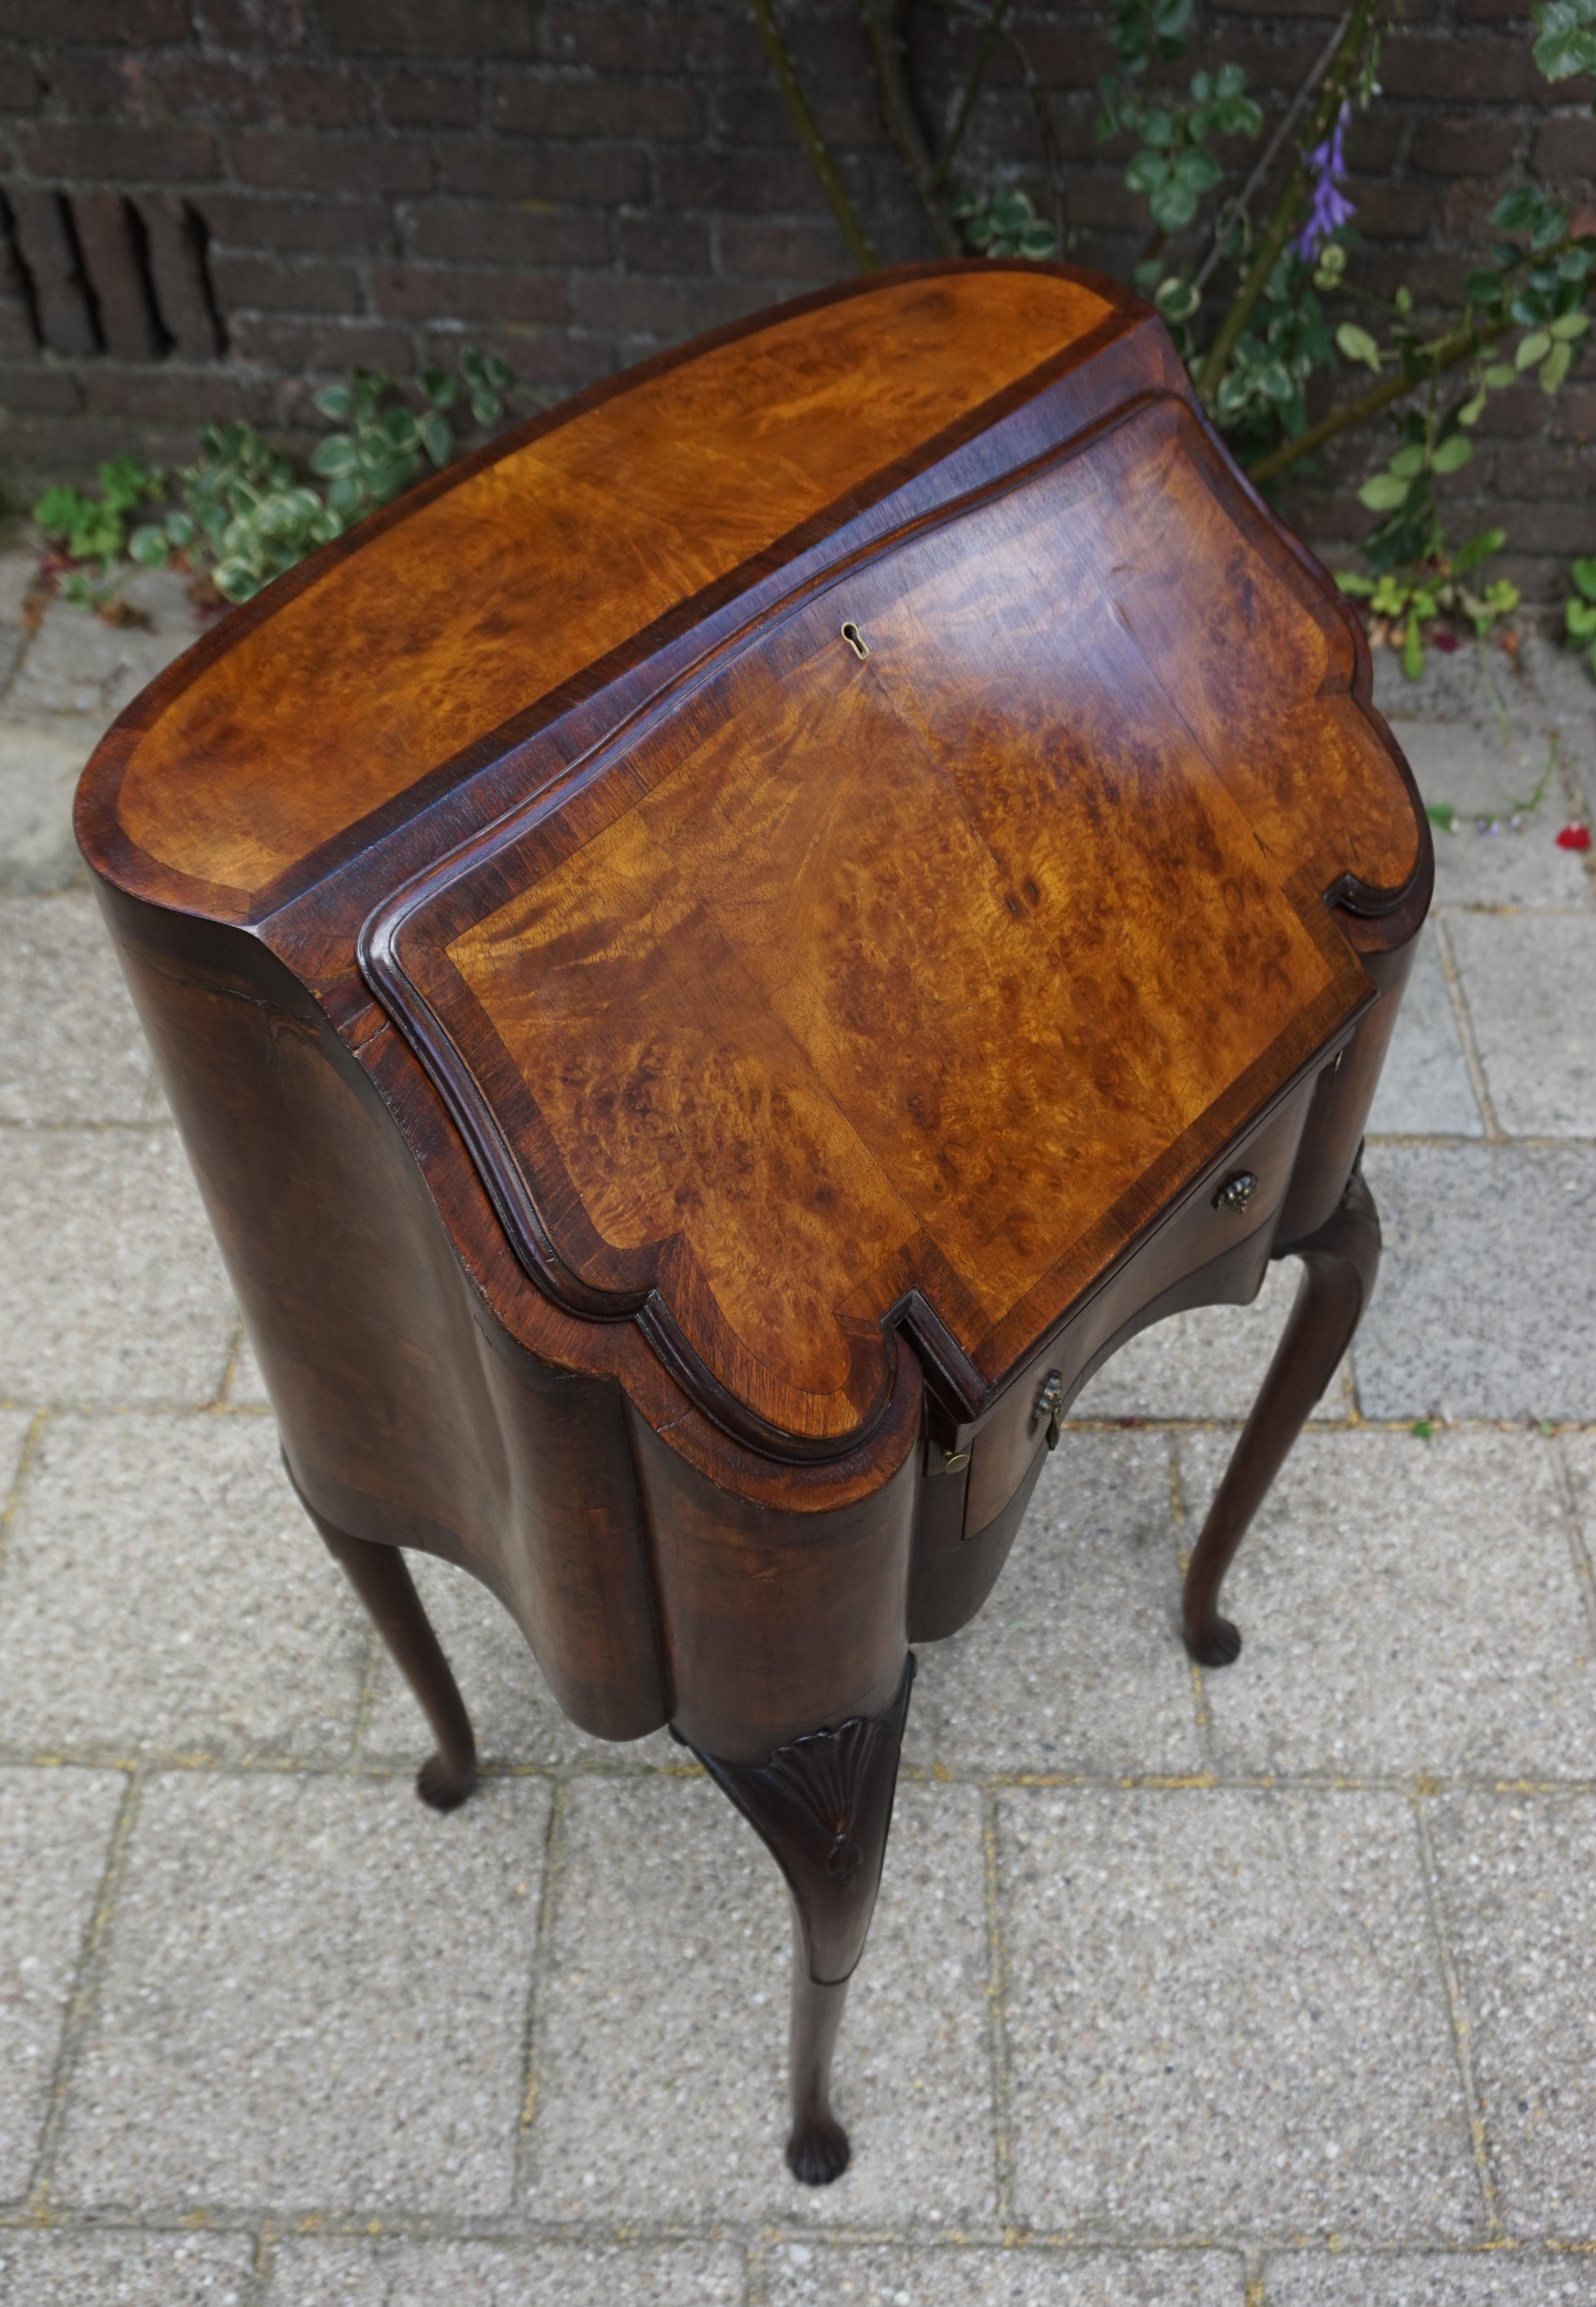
[[434, 132, 647, 204], [1411, 115, 1523, 176], [3, 0, 190, 40], [191, 0, 308, 45], [0, 361, 82, 412], [0, 45, 43, 112], [80, 364, 274, 423], [369, 263, 570, 324], [226, 311, 415, 372], [378, 67, 479, 127], [210, 248, 364, 313], [201, 189, 398, 257], [228, 129, 432, 194], [1533, 114, 1596, 182], [717, 212, 849, 281], [322, 0, 535, 59], [485, 70, 702, 141], [569, 269, 767, 340], [19, 120, 221, 180], [613, 210, 712, 273], [72, 189, 165, 357], [405, 197, 606, 266]]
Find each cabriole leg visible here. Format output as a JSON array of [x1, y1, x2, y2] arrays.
[[1183, 1162, 1381, 1667], [689, 1655, 915, 2185], [299, 1485, 479, 1811]]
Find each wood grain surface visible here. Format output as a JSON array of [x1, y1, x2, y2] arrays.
[[365, 396, 1401, 1449], [105, 267, 1113, 900]]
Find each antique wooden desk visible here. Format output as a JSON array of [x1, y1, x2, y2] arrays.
[[77, 261, 1429, 2188]]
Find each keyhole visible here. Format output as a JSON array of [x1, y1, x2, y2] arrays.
[[840, 621, 870, 661]]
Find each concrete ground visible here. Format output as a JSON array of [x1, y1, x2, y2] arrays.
[[1, 553, 1596, 2307]]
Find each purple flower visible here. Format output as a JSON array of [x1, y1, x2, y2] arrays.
[[1294, 103, 1355, 261]]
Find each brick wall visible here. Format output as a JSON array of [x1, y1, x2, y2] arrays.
[[0, 0, 1591, 595]]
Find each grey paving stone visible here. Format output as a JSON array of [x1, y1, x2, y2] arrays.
[[0, 2228, 255, 2305], [1447, 913, 1596, 1136], [0, 545, 39, 632], [904, 1431, 1201, 1779], [1177, 1429, 1596, 1781], [362, 1549, 673, 1771], [1263, 2249, 1596, 2302], [0, 1415, 367, 1762], [1353, 1143, 1596, 1421], [0, 1412, 30, 1495], [1429, 1791, 1596, 2239], [1371, 638, 1537, 734], [762, 2240, 1244, 2304], [55, 1771, 550, 2216], [1366, 922, 1483, 1139], [1000, 1788, 1481, 2241], [0, 893, 156, 1123], [6, 578, 198, 727], [0, 721, 95, 896], [526, 1776, 992, 2228], [0, 1126, 236, 1407], [1072, 1260, 1351, 1424], [1388, 721, 1590, 908], [264, 2237, 745, 2306], [0, 1767, 124, 2200]]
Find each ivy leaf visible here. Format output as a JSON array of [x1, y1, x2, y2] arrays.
[[1568, 597, 1596, 640], [1432, 433, 1473, 472], [310, 436, 359, 478], [421, 410, 452, 464], [1483, 363, 1517, 388], [1390, 443, 1427, 478], [1532, 0, 1596, 86], [1493, 185, 1545, 234], [1517, 329, 1552, 368], [1550, 310, 1591, 338], [1359, 471, 1413, 510], [1335, 321, 1382, 371], [313, 383, 353, 422], [1150, 176, 1199, 229], [1572, 554, 1596, 601], [1541, 337, 1574, 390], [1465, 267, 1505, 307], [128, 523, 171, 568], [1457, 386, 1488, 426]]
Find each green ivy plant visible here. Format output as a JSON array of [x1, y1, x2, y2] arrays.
[[1098, 62, 1263, 235], [1565, 554, 1596, 676], [754, 0, 1593, 621], [952, 189, 1057, 260], [34, 456, 167, 607], [1337, 526, 1519, 680], [42, 346, 518, 611]]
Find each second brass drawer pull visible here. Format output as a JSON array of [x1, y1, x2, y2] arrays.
[[1214, 1171, 1259, 1216]]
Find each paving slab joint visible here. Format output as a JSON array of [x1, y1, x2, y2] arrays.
[[1409, 1793, 1501, 2240], [22, 1768, 142, 2214]]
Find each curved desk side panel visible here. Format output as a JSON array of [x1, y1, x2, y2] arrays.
[[95, 882, 670, 1743]]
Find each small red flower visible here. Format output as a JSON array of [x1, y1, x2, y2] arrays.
[[1431, 630, 1459, 653], [1556, 824, 1592, 851]]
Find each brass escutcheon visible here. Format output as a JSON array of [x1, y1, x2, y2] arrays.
[[840, 620, 870, 661]]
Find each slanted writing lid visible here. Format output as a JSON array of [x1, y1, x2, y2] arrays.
[[363, 392, 1418, 1460]]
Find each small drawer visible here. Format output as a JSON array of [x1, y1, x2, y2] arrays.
[[959, 1078, 1318, 1537]]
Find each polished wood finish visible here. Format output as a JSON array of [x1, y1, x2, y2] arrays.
[[1183, 1159, 1382, 1667], [75, 261, 1429, 2184]]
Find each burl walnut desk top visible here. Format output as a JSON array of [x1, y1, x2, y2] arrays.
[[77, 261, 1430, 2187]]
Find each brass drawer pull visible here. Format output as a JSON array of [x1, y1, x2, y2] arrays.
[[1037, 1369, 1064, 1451], [1214, 1171, 1259, 1216]]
